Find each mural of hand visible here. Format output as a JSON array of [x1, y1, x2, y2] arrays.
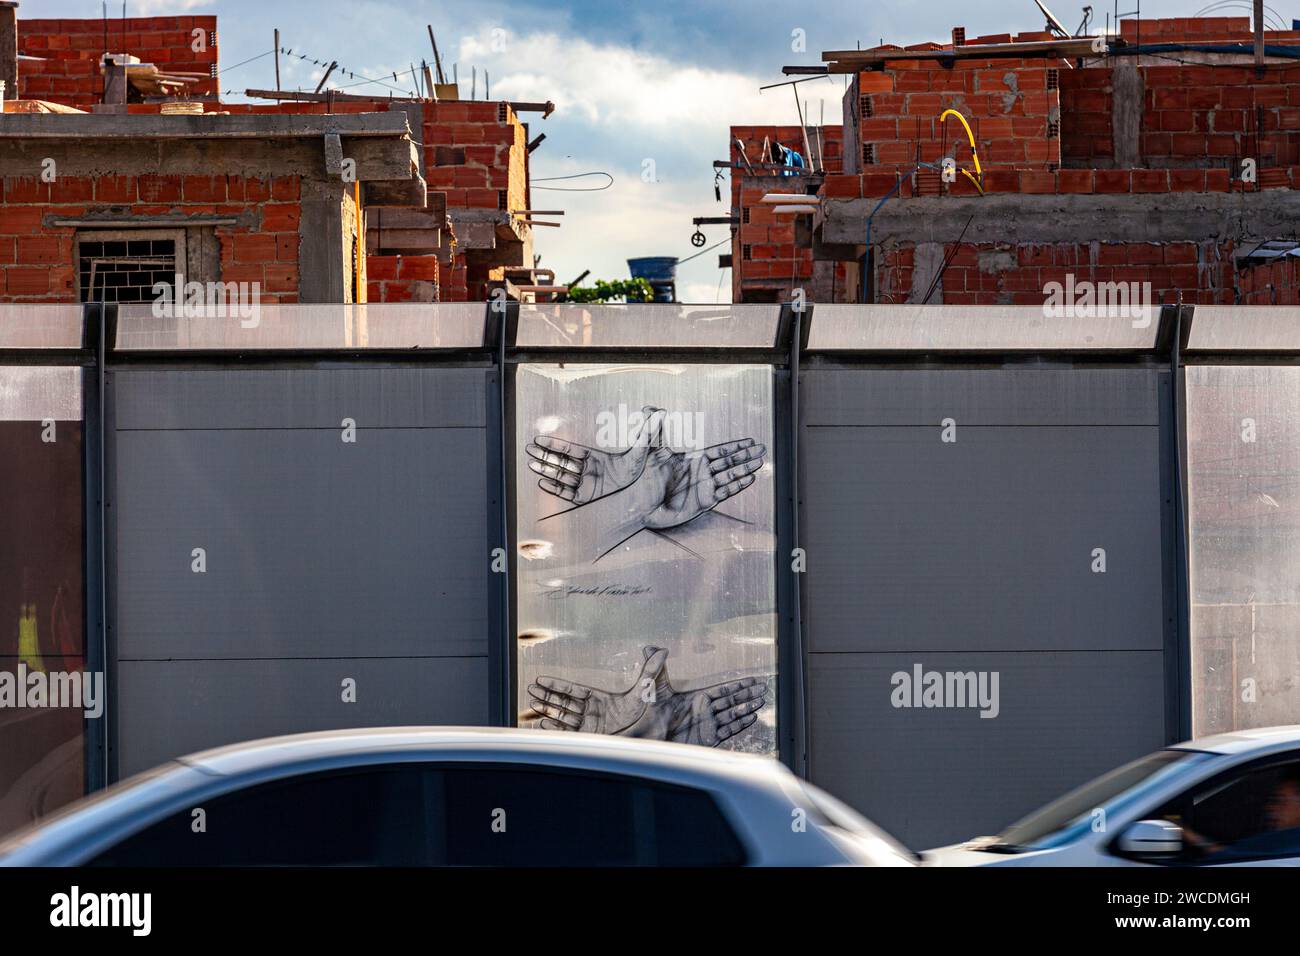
[[529, 646, 672, 735], [529, 645, 767, 748], [526, 407, 666, 504], [627, 438, 766, 531], [669, 677, 767, 747]]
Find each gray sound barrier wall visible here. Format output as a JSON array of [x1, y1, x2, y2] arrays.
[[801, 367, 1172, 849], [107, 367, 495, 777]]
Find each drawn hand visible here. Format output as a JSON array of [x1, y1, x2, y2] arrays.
[[526, 407, 666, 504], [529, 645, 767, 747], [529, 646, 672, 735], [625, 439, 766, 530]]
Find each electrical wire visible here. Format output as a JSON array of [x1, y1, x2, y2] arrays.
[[676, 236, 731, 265], [274, 46, 422, 96], [220, 49, 274, 74], [532, 172, 615, 192], [1193, 1, 1288, 32]]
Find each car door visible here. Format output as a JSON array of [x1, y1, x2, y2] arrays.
[[1124, 754, 1300, 867], [429, 763, 749, 866], [86, 760, 749, 866], [87, 763, 437, 866]]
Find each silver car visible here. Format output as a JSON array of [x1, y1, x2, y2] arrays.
[[926, 725, 1300, 867], [0, 727, 914, 867]]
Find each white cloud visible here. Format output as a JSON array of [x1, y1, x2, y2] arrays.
[[452, 29, 796, 298], [526, 154, 734, 302], [457, 30, 793, 133]]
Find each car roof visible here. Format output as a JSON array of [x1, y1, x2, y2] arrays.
[[176, 726, 785, 780], [1173, 724, 1300, 756]]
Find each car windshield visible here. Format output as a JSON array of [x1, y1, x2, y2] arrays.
[[989, 749, 1216, 852]]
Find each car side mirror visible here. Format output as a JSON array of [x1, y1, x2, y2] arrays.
[[1117, 819, 1183, 858]]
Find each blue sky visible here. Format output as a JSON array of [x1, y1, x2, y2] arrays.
[[38, 0, 1202, 300]]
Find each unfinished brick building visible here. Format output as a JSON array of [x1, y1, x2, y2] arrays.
[[725, 123, 849, 302], [222, 97, 538, 303], [0, 112, 421, 304], [15, 12, 219, 108], [1, 7, 544, 304], [791, 16, 1300, 305]]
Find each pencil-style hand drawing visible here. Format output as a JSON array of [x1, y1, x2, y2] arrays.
[[526, 406, 668, 504], [526, 405, 766, 538], [529, 645, 767, 747], [622, 437, 764, 530]]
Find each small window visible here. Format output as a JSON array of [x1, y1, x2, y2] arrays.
[[76, 229, 185, 304]]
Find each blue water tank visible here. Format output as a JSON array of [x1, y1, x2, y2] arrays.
[[627, 256, 678, 303]]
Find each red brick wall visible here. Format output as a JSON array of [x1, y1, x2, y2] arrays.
[[0, 173, 300, 303], [1140, 64, 1300, 169], [1240, 256, 1300, 304], [366, 254, 440, 302], [874, 240, 1239, 306], [423, 101, 525, 212], [216, 99, 528, 301], [809, 17, 1300, 305], [17, 16, 220, 108], [1059, 67, 1113, 163], [856, 60, 1060, 174], [730, 125, 844, 300]]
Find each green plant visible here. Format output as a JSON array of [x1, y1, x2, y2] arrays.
[[565, 277, 655, 303]]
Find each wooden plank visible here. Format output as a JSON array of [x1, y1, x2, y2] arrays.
[[509, 100, 555, 117], [245, 87, 421, 103], [822, 36, 1107, 68]]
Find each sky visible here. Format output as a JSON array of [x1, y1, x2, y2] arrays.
[[38, 0, 1212, 301]]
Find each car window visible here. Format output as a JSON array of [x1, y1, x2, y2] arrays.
[[87, 762, 747, 867], [995, 749, 1212, 851], [1146, 758, 1300, 865], [436, 765, 747, 866], [88, 765, 434, 866]]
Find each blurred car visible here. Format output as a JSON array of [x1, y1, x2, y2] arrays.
[[0, 727, 914, 867], [926, 725, 1300, 867]]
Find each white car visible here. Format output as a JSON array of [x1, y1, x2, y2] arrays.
[[926, 725, 1300, 867], [0, 727, 914, 867]]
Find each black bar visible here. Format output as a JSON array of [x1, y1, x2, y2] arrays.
[[1171, 305, 1194, 740]]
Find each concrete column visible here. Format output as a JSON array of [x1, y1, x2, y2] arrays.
[[1111, 62, 1144, 169], [0, 2, 19, 100]]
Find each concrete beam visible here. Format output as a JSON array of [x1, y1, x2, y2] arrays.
[[820, 190, 1300, 246], [362, 178, 426, 207], [0, 111, 415, 139], [0, 134, 419, 184], [366, 202, 447, 230]]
